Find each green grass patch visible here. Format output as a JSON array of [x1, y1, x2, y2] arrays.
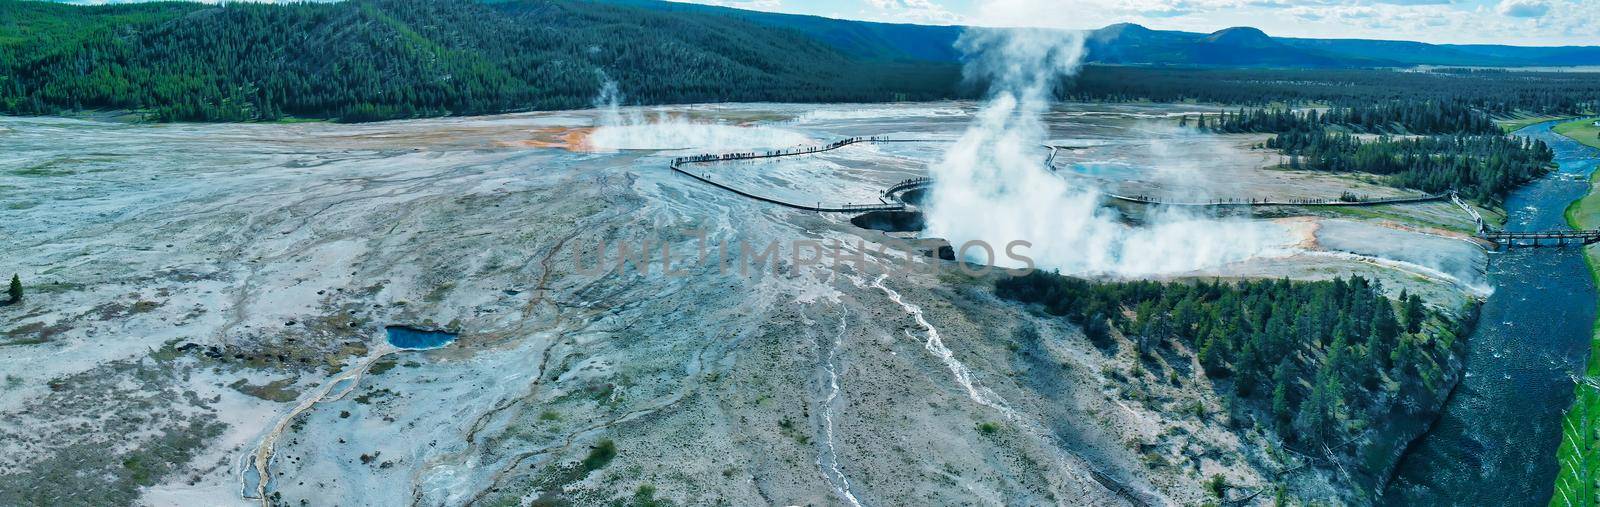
[[368, 357, 398, 375], [228, 378, 300, 403], [354, 387, 395, 405], [580, 438, 616, 472], [976, 421, 1001, 435], [1568, 171, 1600, 231], [266, 116, 323, 124], [1496, 113, 1575, 134], [1550, 168, 1600, 507], [624, 484, 673, 507], [1554, 118, 1600, 151], [0, 336, 50, 347]]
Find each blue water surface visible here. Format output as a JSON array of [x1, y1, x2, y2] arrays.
[[1385, 120, 1600, 505], [385, 325, 458, 350]]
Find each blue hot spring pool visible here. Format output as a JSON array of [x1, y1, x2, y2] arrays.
[[385, 326, 458, 350]]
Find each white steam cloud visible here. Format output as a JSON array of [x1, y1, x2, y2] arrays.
[[923, 28, 1291, 277], [586, 79, 812, 152], [792, 105, 967, 123]]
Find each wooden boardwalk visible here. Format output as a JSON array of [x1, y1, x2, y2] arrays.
[[668, 131, 1599, 256], [1480, 229, 1600, 249], [670, 136, 939, 213], [1105, 192, 1449, 208], [1452, 192, 1600, 249], [669, 137, 1079, 212], [882, 177, 933, 199]]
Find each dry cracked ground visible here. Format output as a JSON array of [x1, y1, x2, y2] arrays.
[[0, 103, 1487, 506]]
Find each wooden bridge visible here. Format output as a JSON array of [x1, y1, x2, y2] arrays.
[[1451, 192, 1600, 249], [1479, 230, 1600, 248]]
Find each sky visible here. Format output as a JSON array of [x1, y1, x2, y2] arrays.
[[678, 0, 1600, 46]]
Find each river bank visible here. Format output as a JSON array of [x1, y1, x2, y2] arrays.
[[1385, 120, 1600, 505], [1555, 118, 1600, 150], [1550, 118, 1600, 507]]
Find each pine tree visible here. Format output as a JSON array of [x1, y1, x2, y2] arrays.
[[1207, 474, 1227, 498], [993, 271, 1459, 458], [7, 274, 20, 304], [1403, 292, 1426, 333], [1270, 359, 1293, 426]]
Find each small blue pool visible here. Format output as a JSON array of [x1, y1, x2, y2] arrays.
[[385, 326, 458, 350], [1063, 162, 1139, 178]]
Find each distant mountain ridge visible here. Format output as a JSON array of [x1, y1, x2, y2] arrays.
[[611, 1, 1600, 68]]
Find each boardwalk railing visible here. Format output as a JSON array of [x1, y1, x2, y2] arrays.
[[1450, 191, 1600, 249], [1105, 192, 1450, 208], [883, 177, 934, 198], [1450, 193, 1488, 234], [670, 136, 939, 213], [668, 132, 1469, 219], [671, 135, 922, 167], [1042, 145, 1064, 170], [1479, 229, 1600, 249]]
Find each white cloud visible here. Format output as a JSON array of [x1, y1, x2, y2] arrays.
[[862, 0, 963, 24], [1496, 0, 1550, 17], [956, 0, 1595, 44]]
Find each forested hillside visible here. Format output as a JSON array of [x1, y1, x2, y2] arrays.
[[600, 0, 965, 63], [3, 0, 1598, 122], [1199, 103, 1501, 136], [1071, 67, 1600, 116], [1267, 131, 1553, 202], [997, 271, 1468, 493], [1181, 104, 1557, 203], [614, 4, 1600, 69], [0, 0, 964, 121]]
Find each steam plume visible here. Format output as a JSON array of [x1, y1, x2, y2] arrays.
[[923, 28, 1289, 276], [587, 78, 811, 152]]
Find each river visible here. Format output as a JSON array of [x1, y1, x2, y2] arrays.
[[1385, 121, 1600, 505]]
